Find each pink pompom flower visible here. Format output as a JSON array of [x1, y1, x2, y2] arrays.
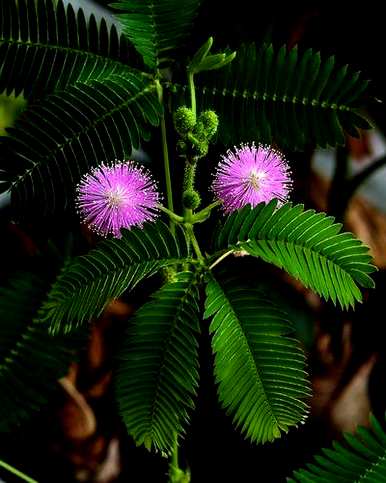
[[76, 161, 160, 238], [212, 143, 292, 213]]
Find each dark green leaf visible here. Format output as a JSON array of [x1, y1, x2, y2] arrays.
[[0, 72, 162, 213], [39, 221, 189, 333], [111, 0, 201, 69], [0, 0, 134, 99], [204, 274, 310, 443], [174, 44, 372, 149], [289, 414, 386, 482], [116, 271, 201, 453], [0, 271, 83, 430], [215, 201, 377, 308]]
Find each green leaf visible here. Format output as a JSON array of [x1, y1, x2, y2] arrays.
[[111, 0, 201, 69], [204, 274, 310, 444], [0, 0, 134, 99], [215, 201, 377, 309], [289, 414, 386, 482], [0, 271, 83, 431], [0, 72, 162, 213], [175, 44, 372, 149], [39, 221, 189, 333], [116, 271, 200, 454]]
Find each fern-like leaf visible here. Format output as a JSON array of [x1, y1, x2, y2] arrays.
[[40, 221, 189, 333], [111, 0, 201, 69], [289, 413, 386, 482], [176, 44, 371, 149], [0, 72, 162, 213], [215, 201, 376, 308], [0, 0, 134, 99], [116, 271, 200, 453], [0, 272, 83, 430], [204, 274, 310, 444]]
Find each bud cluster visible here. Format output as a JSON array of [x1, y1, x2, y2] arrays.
[[174, 106, 219, 159]]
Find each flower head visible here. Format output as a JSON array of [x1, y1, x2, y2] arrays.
[[77, 161, 160, 238], [212, 143, 292, 213]]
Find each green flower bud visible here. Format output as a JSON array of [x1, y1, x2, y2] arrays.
[[183, 190, 201, 210], [187, 126, 209, 158], [193, 140, 208, 157], [176, 139, 188, 154], [173, 107, 196, 136], [199, 110, 219, 139], [192, 120, 206, 141]]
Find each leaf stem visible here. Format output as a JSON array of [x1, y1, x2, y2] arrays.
[[209, 249, 233, 270], [0, 460, 38, 483], [191, 200, 221, 223]]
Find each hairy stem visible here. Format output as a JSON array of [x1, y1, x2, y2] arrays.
[[0, 460, 38, 483], [182, 70, 198, 221], [183, 162, 197, 192], [185, 224, 204, 262]]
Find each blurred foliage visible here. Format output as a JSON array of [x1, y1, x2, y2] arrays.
[[0, 93, 26, 135]]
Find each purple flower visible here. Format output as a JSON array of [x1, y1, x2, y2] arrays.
[[76, 162, 160, 238], [212, 143, 292, 213]]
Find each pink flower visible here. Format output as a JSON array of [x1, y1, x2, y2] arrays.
[[77, 162, 160, 238], [212, 143, 292, 213]]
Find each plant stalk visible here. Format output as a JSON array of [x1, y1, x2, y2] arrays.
[[156, 79, 174, 229], [0, 460, 38, 483]]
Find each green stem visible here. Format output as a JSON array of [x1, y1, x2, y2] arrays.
[[183, 162, 196, 192], [182, 69, 198, 219], [156, 79, 174, 226], [172, 433, 179, 472], [185, 224, 204, 262], [191, 200, 221, 223], [158, 205, 184, 223], [168, 433, 185, 483], [0, 460, 38, 483]]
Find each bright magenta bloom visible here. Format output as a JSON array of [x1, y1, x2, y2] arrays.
[[212, 143, 292, 213], [77, 162, 160, 238]]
